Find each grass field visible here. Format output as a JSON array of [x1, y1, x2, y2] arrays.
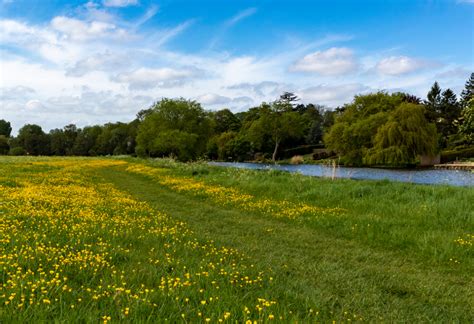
[[1, 156, 473, 322]]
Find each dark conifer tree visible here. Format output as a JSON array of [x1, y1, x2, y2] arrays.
[[460, 72, 474, 107]]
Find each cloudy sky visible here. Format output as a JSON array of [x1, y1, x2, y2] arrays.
[[1, 0, 473, 133]]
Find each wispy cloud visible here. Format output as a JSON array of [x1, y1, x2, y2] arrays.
[[225, 7, 257, 27], [209, 7, 257, 49], [102, 0, 138, 8], [134, 5, 159, 28], [147, 19, 195, 48]]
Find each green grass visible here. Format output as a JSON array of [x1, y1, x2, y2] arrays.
[[1, 156, 473, 322]]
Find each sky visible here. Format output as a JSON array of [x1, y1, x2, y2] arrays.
[[1, 0, 473, 133]]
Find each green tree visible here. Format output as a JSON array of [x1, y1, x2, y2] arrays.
[[72, 125, 103, 156], [212, 109, 241, 134], [303, 104, 324, 145], [365, 103, 438, 166], [16, 124, 50, 155], [95, 122, 132, 155], [0, 119, 12, 137], [325, 92, 403, 165], [439, 89, 461, 142], [0, 135, 9, 154], [460, 72, 474, 107], [458, 98, 474, 144], [425, 81, 442, 123], [247, 101, 307, 162], [49, 128, 68, 155], [136, 98, 212, 161]]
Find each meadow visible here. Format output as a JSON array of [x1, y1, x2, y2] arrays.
[[1, 156, 473, 322]]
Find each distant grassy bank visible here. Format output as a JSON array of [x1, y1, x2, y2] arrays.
[[1, 156, 473, 322]]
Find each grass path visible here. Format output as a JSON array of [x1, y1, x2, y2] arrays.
[[98, 164, 474, 322]]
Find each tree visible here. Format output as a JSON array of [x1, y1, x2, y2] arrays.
[[49, 128, 68, 155], [365, 103, 438, 166], [325, 92, 403, 165], [247, 100, 307, 162], [16, 124, 50, 155], [303, 104, 324, 145], [425, 81, 442, 123], [279, 92, 299, 106], [72, 125, 103, 156], [0, 135, 9, 154], [212, 109, 241, 134], [460, 72, 474, 107], [95, 122, 132, 155], [63, 124, 79, 155], [439, 89, 461, 140], [135, 98, 212, 161], [458, 98, 474, 144], [398, 92, 422, 104], [0, 119, 12, 137]]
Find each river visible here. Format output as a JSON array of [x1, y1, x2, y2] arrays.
[[209, 162, 474, 187]]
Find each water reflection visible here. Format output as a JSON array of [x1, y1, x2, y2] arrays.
[[210, 162, 474, 187]]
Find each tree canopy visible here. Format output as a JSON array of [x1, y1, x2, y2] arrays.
[[325, 93, 438, 166], [2, 73, 473, 166], [135, 98, 212, 161]]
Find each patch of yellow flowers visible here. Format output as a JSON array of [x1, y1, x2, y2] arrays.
[[454, 233, 474, 247], [1, 158, 282, 322], [125, 164, 345, 220]]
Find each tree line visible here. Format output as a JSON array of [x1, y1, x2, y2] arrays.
[[1, 73, 473, 166]]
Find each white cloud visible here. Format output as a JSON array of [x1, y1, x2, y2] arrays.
[[113, 67, 202, 90], [197, 93, 232, 105], [209, 8, 257, 49], [226, 8, 257, 27], [227, 81, 288, 97], [1, 3, 470, 133], [102, 0, 138, 7], [135, 5, 159, 27], [298, 83, 370, 106], [50, 16, 128, 41], [147, 19, 195, 47], [66, 52, 128, 77], [0, 86, 35, 100], [25, 99, 44, 110], [435, 67, 472, 79], [375, 56, 428, 75], [291, 47, 358, 75]]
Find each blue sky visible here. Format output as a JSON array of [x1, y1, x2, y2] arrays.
[[1, 0, 473, 132]]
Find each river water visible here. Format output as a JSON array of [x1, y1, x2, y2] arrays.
[[209, 162, 474, 187]]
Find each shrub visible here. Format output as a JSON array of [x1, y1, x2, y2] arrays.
[[290, 155, 304, 164], [440, 147, 474, 163], [9, 147, 26, 156]]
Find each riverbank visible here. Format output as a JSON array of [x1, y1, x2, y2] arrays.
[[210, 161, 474, 186], [434, 162, 474, 170]]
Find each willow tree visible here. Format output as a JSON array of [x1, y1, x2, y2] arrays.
[[324, 92, 403, 165], [458, 98, 474, 144], [365, 103, 438, 166]]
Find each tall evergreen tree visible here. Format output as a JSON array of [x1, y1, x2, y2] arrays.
[[425, 81, 442, 123], [460, 72, 474, 107], [439, 88, 461, 139]]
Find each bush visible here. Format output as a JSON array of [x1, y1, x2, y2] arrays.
[[290, 155, 304, 164], [440, 147, 474, 163], [9, 147, 26, 156], [281, 144, 324, 159], [312, 149, 334, 160]]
